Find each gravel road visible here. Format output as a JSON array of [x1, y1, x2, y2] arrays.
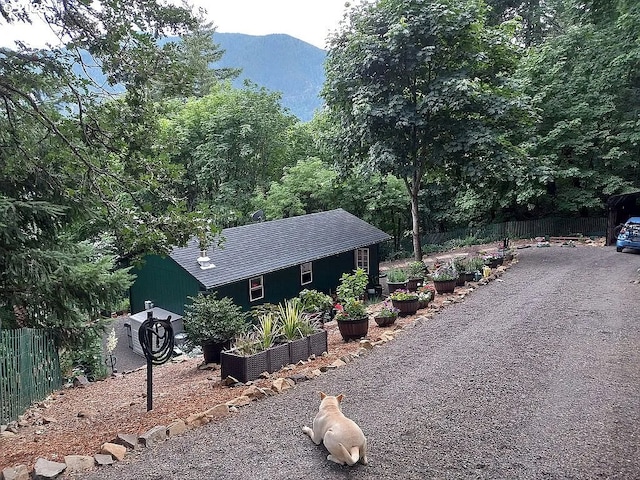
[[80, 246, 640, 480]]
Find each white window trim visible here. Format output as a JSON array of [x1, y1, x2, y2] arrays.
[[355, 248, 370, 274], [249, 276, 264, 302], [300, 262, 313, 285]]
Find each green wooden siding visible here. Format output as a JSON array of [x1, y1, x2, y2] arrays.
[[131, 245, 383, 314], [130, 255, 203, 315]]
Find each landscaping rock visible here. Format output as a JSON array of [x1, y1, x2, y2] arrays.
[[114, 433, 138, 450], [64, 455, 94, 473], [94, 454, 114, 466], [72, 375, 90, 388], [270, 378, 294, 393], [2, 465, 29, 480], [205, 404, 230, 418], [139, 425, 167, 448], [166, 419, 187, 437], [226, 395, 251, 407], [100, 442, 126, 461], [186, 411, 211, 427], [241, 385, 267, 400], [330, 359, 347, 368], [33, 458, 66, 479]]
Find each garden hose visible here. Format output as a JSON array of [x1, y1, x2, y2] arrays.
[[138, 315, 174, 365]]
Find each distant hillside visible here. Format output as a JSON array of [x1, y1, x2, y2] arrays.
[[212, 33, 326, 122], [69, 33, 326, 121]]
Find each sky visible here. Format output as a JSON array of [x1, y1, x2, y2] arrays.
[[0, 0, 360, 50]]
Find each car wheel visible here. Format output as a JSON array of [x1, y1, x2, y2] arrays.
[[616, 247, 623, 252]]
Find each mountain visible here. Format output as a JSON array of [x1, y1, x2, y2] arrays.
[[212, 33, 326, 122]]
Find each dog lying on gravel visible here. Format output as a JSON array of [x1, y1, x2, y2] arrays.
[[302, 392, 368, 466]]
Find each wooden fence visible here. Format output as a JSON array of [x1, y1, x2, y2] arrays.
[[0, 328, 62, 424], [382, 217, 608, 258], [422, 217, 608, 246]]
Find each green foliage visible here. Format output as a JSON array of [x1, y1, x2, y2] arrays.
[[0, 0, 228, 360], [334, 298, 367, 321], [432, 263, 458, 281], [254, 158, 338, 219], [59, 326, 108, 382], [407, 261, 426, 279], [324, 0, 533, 260], [159, 82, 298, 224], [298, 289, 333, 313], [518, 1, 640, 216], [183, 294, 248, 347], [277, 299, 307, 341], [253, 313, 280, 351], [453, 257, 469, 273], [467, 256, 487, 272], [388, 289, 419, 302], [336, 268, 369, 302], [386, 268, 408, 283]]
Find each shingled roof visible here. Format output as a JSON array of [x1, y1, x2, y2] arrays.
[[169, 208, 391, 289]]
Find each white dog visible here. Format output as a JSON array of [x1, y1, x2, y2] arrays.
[[302, 392, 368, 466]]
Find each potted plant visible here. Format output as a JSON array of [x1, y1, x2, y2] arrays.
[[385, 268, 408, 293], [467, 257, 485, 280], [417, 284, 435, 309], [388, 289, 419, 316], [374, 301, 399, 327], [298, 288, 333, 323], [278, 298, 327, 363], [336, 268, 369, 300], [183, 293, 248, 364], [431, 263, 458, 294], [453, 257, 469, 286], [334, 298, 369, 341], [483, 253, 503, 269], [220, 331, 269, 383], [406, 261, 426, 291]]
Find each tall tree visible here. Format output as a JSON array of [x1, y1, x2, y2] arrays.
[[159, 83, 298, 225], [324, 0, 531, 260], [0, 1, 230, 345], [519, 1, 640, 215]]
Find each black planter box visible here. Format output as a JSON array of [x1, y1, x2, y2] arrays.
[[288, 330, 328, 363], [220, 350, 268, 383], [268, 343, 291, 372], [289, 337, 310, 364], [308, 330, 328, 357]]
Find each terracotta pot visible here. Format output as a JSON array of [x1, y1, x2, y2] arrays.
[[337, 317, 369, 341]]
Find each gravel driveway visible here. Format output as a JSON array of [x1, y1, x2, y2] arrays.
[[80, 246, 640, 480]]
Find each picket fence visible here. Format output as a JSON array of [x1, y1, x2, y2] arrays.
[[0, 328, 62, 424]]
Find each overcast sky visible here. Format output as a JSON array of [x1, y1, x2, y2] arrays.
[[1, 0, 360, 50]]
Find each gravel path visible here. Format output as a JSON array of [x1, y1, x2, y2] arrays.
[[80, 246, 640, 480]]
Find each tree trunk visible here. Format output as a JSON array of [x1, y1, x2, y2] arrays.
[[410, 190, 422, 261]]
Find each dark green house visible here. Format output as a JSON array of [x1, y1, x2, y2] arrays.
[[130, 209, 391, 314]]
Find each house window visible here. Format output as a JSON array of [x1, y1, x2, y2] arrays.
[[300, 262, 313, 285], [355, 248, 370, 273], [249, 276, 264, 302]]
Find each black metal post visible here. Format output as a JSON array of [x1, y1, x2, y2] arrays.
[[146, 311, 153, 411]]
